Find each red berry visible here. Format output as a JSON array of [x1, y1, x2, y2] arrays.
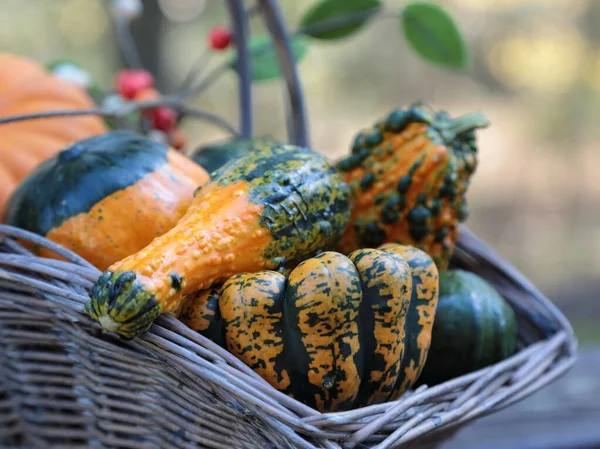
[[208, 26, 232, 50], [115, 69, 154, 99], [151, 106, 177, 132]]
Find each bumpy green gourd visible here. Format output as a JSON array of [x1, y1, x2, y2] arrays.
[[336, 102, 489, 269]]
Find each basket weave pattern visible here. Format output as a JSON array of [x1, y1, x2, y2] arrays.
[[0, 224, 577, 449]]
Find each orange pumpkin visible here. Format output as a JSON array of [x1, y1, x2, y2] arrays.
[[0, 53, 109, 215]]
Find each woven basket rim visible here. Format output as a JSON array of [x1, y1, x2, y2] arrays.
[[0, 224, 578, 449]]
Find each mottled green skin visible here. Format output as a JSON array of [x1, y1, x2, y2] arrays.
[[86, 270, 160, 341], [189, 136, 279, 175], [211, 144, 353, 269], [417, 269, 517, 387], [87, 143, 352, 340]]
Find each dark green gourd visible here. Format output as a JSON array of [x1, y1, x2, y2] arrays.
[[417, 269, 518, 387]]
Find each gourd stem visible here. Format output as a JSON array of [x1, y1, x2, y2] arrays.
[[445, 112, 490, 138]]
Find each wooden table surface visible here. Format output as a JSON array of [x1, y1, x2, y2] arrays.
[[437, 346, 600, 449]]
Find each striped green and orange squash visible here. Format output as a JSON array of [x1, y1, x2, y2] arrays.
[[87, 143, 353, 340], [177, 288, 226, 348], [3, 130, 209, 270], [178, 243, 439, 412], [379, 243, 442, 394], [336, 102, 489, 269]]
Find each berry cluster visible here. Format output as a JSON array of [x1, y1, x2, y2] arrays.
[[114, 69, 186, 150], [108, 26, 233, 149]]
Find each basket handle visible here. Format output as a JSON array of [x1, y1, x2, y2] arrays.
[[258, 0, 310, 147], [226, 0, 311, 147], [226, 0, 253, 139]]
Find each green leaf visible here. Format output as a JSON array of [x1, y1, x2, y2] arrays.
[[300, 0, 382, 40], [401, 2, 469, 69], [231, 35, 310, 82]]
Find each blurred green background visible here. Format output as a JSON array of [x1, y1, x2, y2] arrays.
[[2, 0, 598, 343]]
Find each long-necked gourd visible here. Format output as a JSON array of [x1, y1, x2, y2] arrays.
[[86, 144, 352, 340]]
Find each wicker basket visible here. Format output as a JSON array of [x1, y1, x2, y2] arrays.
[[0, 224, 577, 449], [0, 1, 578, 448]]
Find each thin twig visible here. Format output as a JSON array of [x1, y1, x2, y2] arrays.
[[183, 59, 232, 101], [0, 95, 237, 136], [178, 44, 273, 104], [0, 95, 182, 125], [179, 105, 240, 137], [0, 108, 109, 125], [246, 3, 261, 18]]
